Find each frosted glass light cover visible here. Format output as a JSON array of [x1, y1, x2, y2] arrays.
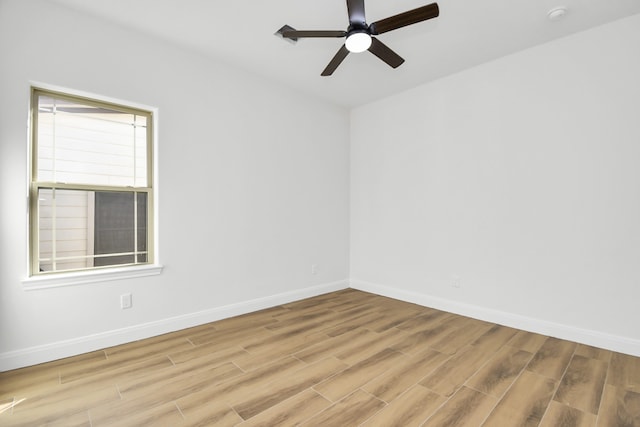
[[345, 32, 371, 53]]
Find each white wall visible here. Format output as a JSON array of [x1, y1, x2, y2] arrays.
[[0, 0, 350, 370], [351, 13, 640, 355]]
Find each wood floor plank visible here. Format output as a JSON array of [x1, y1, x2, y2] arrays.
[[0, 350, 108, 399], [234, 331, 330, 371], [57, 358, 117, 384], [322, 311, 383, 337], [323, 298, 375, 314], [43, 349, 107, 369], [238, 389, 331, 427], [425, 386, 498, 427], [314, 348, 406, 402], [362, 348, 449, 402], [266, 305, 331, 324], [428, 320, 493, 355], [607, 352, 640, 392], [179, 400, 242, 427], [575, 344, 612, 362], [1, 350, 106, 391], [312, 305, 380, 333], [39, 411, 91, 427], [91, 357, 287, 424], [10, 382, 120, 427], [208, 306, 284, 330], [232, 357, 347, 420], [596, 385, 640, 427], [121, 362, 242, 403], [554, 355, 607, 414], [420, 345, 494, 397], [264, 309, 337, 334], [60, 334, 193, 383], [241, 329, 325, 355], [481, 370, 557, 427], [176, 356, 305, 413], [363, 308, 424, 333], [104, 333, 193, 361], [506, 330, 548, 353], [93, 402, 184, 427], [527, 337, 577, 380], [466, 345, 532, 398], [334, 327, 406, 365], [0, 398, 28, 424], [307, 328, 376, 361], [168, 343, 251, 366], [186, 324, 274, 348], [395, 309, 454, 333], [88, 392, 175, 426], [293, 328, 371, 364], [300, 390, 385, 426], [471, 324, 519, 352], [328, 298, 375, 312], [88, 365, 240, 425], [539, 401, 596, 427], [2, 409, 92, 427], [0, 366, 60, 400], [445, 315, 492, 330], [390, 321, 460, 355], [361, 385, 445, 426], [0, 397, 15, 415], [61, 355, 174, 387], [59, 345, 180, 384]]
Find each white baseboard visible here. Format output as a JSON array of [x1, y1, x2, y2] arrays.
[[350, 279, 640, 357], [0, 280, 349, 372], [6, 278, 637, 372]]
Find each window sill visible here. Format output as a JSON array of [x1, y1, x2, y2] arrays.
[[21, 264, 163, 290]]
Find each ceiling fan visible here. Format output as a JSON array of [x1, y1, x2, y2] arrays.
[[278, 0, 439, 76]]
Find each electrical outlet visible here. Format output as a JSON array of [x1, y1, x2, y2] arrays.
[[311, 264, 317, 275], [120, 293, 132, 309], [451, 275, 461, 288]]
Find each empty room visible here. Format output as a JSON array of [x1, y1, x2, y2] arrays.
[[1, 0, 640, 425]]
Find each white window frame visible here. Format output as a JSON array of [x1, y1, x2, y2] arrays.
[[22, 85, 162, 289]]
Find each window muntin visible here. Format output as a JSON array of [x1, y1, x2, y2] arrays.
[[30, 89, 153, 276]]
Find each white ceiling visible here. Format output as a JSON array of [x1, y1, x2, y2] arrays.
[[53, 0, 640, 108]]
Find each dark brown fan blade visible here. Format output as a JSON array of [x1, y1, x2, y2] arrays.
[[368, 37, 404, 68], [369, 3, 439, 35], [321, 45, 350, 76], [282, 30, 347, 39], [347, 0, 366, 25]]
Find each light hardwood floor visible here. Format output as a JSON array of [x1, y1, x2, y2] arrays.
[[1, 289, 639, 426]]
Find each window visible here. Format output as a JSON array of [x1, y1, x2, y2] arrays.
[[29, 88, 155, 278]]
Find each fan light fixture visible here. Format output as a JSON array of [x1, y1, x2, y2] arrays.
[[278, 1, 440, 75], [345, 32, 372, 53]]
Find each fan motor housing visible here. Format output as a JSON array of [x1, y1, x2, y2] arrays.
[[347, 23, 370, 36]]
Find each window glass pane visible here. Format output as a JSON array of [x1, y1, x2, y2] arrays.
[[93, 191, 148, 267], [37, 188, 148, 273], [37, 95, 148, 187], [38, 188, 92, 272]]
